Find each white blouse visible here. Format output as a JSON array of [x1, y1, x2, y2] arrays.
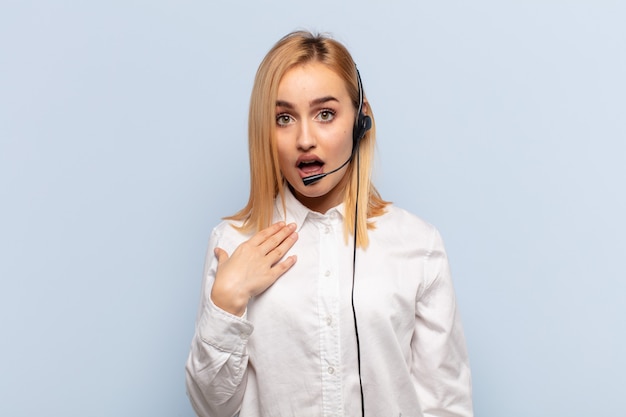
[[186, 188, 473, 417]]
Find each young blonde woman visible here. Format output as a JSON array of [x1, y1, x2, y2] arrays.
[[186, 31, 473, 417]]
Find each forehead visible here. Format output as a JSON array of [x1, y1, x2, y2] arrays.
[[277, 62, 350, 100]]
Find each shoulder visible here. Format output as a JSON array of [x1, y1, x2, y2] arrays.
[[372, 204, 444, 251], [376, 204, 438, 236], [209, 219, 254, 252]]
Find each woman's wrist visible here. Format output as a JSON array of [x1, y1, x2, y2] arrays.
[[210, 284, 248, 317]]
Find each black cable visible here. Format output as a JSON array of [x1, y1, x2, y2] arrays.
[[350, 149, 365, 417]]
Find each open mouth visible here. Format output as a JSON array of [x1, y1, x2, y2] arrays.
[[297, 159, 324, 176]]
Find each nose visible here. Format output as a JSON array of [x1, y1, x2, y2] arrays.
[[296, 120, 316, 151]]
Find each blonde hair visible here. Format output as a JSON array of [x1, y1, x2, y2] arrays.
[[226, 31, 389, 248]]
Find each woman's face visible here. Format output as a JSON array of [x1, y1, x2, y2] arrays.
[[275, 62, 356, 213]]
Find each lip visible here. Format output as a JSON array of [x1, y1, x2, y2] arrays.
[[296, 154, 325, 179]]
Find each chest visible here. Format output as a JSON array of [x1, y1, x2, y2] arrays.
[[245, 220, 428, 339]]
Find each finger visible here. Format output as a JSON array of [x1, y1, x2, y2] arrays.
[[267, 230, 298, 265], [271, 255, 298, 280], [214, 247, 229, 265], [253, 255, 298, 297], [248, 222, 286, 246], [259, 223, 297, 255]]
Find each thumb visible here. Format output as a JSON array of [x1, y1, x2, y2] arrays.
[[214, 247, 229, 264]]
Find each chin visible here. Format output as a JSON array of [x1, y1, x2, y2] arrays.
[[299, 179, 344, 197], [292, 183, 323, 197]]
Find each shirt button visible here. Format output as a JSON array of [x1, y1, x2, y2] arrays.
[[324, 226, 331, 234], [326, 316, 333, 326], [327, 367, 335, 374], [324, 270, 331, 277]]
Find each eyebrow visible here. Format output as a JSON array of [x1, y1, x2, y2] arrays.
[[275, 96, 339, 109]]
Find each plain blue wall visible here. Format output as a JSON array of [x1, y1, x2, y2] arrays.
[[1, 1, 624, 416]]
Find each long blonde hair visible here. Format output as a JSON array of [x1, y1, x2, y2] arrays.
[[226, 31, 388, 248]]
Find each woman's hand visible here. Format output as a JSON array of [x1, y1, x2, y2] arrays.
[[210, 222, 298, 316]]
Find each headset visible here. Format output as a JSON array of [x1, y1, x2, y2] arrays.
[[351, 67, 368, 417], [302, 67, 371, 416], [353, 68, 373, 147], [301, 68, 372, 187]]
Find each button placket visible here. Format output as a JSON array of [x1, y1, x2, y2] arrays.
[[317, 217, 343, 413]]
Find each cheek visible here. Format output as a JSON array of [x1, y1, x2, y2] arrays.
[[336, 126, 354, 152], [275, 137, 292, 173]]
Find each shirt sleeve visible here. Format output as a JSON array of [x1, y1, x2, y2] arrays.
[[185, 227, 254, 417], [411, 228, 474, 417]]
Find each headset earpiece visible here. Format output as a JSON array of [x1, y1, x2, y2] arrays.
[[353, 68, 372, 147], [353, 114, 372, 145]]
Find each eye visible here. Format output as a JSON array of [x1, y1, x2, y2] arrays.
[[316, 109, 335, 123], [276, 113, 294, 127]]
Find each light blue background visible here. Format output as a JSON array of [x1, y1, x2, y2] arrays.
[[1, 1, 624, 416]]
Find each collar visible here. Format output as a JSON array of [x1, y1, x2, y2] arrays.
[[273, 186, 345, 232]]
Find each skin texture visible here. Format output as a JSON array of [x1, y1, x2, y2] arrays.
[[211, 62, 356, 316], [275, 62, 356, 214]]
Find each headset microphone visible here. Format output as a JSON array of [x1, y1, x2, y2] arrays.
[[302, 69, 372, 187], [302, 157, 351, 186]]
